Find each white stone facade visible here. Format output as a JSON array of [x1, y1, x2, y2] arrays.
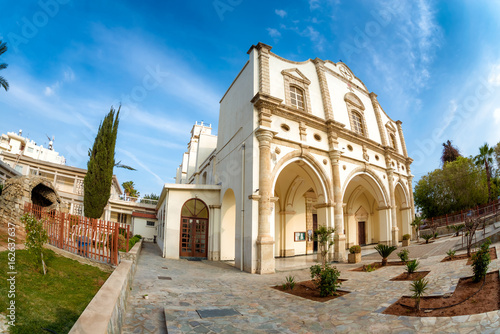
[[158, 42, 415, 274]]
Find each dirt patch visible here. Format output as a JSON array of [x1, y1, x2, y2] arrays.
[[390, 271, 430, 281], [383, 271, 500, 317], [441, 247, 497, 264], [272, 280, 349, 302], [350, 261, 406, 272]]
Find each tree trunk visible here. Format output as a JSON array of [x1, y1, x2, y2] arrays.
[[382, 258, 387, 266]]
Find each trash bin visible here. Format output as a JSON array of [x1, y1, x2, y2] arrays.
[[78, 236, 90, 256]]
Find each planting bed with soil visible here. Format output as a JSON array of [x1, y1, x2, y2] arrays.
[[273, 279, 349, 302], [384, 271, 500, 317]]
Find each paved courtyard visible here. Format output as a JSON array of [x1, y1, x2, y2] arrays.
[[123, 237, 500, 333]]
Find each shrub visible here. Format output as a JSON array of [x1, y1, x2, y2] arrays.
[[422, 234, 433, 244], [310, 263, 342, 297], [133, 234, 142, 239], [471, 239, 491, 282], [282, 275, 296, 290], [410, 278, 429, 311], [363, 264, 376, 272], [446, 249, 456, 260], [406, 259, 419, 274], [349, 245, 361, 254], [397, 249, 409, 263], [402, 234, 411, 241], [109, 233, 127, 252], [433, 232, 439, 239], [22, 213, 48, 274], [374, 244, 397, 266], [447, 224, 464, 237]]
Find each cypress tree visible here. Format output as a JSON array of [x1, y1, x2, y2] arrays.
[[84, 106, 120, 218]]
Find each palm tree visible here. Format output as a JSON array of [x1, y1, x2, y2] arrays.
[[0, 40, 8, 91], [374, 244, 397, 266], [474, 143, 494, 202]]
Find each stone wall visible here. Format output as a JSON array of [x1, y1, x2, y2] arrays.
[[69, 239, 143, 334], [0, 176, 61, 241]]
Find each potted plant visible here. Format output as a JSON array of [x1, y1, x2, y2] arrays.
[[402, 234, 411, 247], [348, 245, 362, 263]]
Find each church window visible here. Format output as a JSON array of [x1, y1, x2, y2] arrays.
[[289, 86, 304, 110], [351, 112, 364, 135], [390, 133, 397, 150]]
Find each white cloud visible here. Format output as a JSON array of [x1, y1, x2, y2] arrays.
[[44, 86, 55, 96], [64, 67, 75, 82], [489, 64, 500, 86], [267, 28, 281, 39], [309, 0, 320, 10], [494, 108, 500, 124], [275, 9, 287, 18]]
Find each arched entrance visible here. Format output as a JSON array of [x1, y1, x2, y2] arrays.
[[272, 157, 329, 257], [179, 198, 209, 258], [221, 188, 236, 261], [343, 171, 389, 247]]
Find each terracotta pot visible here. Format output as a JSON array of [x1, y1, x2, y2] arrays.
[[348, 252, 361, 263], [402, 239, 410, 247]]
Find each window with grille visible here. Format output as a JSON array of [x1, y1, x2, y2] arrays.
[[351, 112, 364, 135], [146, 221, 155, 227], [290, 86, 304, 110]]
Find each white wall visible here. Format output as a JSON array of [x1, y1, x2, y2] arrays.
[[133, 217, 157, 241]]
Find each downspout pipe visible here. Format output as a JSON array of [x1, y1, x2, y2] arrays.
[[240, 143, 245, 271]]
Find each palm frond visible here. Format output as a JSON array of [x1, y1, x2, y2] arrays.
[[0, 41, 7, 56], [0, 63, 7, 70], [0, 76, 9, 91]]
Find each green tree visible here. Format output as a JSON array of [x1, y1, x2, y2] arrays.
[[494, 142, 500, 170], [441, 140, 461, 165], [84, 106, 120, 218], [22, 214, 48, 274], [474, 143, 495, 202], [0, 40, 9, 91], [414, 157, 488, 218]]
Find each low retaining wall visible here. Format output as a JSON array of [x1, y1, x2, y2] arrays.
[[69, 239, 143, 334]]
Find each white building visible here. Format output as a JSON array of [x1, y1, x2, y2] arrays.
[[157, 43, 415, 274], [0, 130, 66, 166]]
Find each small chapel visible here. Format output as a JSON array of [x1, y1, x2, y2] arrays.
[[155, 42, 415, 274]]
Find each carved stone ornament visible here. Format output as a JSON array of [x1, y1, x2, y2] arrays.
[[362, 144, 369, 162]]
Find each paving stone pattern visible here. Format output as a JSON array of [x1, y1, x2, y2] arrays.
[[122, 239, 500, 334]]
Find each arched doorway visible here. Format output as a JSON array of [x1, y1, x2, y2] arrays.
[[221, 189, 236, 261], [272, 157, 329, 257], [179, 198, 209, 258], [343, 171, 389, 248]]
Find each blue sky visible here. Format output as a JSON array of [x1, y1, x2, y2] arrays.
[[1, 0, 500, 196]]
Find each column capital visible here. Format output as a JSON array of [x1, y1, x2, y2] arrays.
[[255, 128, 276, 146]]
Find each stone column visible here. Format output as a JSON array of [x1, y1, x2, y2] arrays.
[[255, 43, 272, 94], [313, 58, 334, 120], [208, 205, 221, 261], [396, 121, 408, 157], [329, 150, 347, 262], [385, 155, 398, 246], [305, 197, 314, 254], [369, 93, 388, 147], [255, 128, 275, 274]]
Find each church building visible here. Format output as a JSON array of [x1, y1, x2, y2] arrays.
[[156, 42, 415, 274]]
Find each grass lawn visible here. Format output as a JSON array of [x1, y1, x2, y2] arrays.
[[0, 248, 110, 334]]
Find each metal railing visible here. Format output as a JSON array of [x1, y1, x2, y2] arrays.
[[24, 203, 130, 265], [422, 199, 500, 229]]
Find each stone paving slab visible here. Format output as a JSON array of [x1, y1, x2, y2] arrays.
[[122, 240, 500, 333]]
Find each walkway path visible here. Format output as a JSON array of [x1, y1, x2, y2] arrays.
[[122, 238, 500, 333]]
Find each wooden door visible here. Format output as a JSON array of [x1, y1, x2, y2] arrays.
[[179, 199, 209, 258], [358, 221, 366, 245], [313, 214, 318, 252]]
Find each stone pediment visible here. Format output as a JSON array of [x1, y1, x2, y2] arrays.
[[355, 206, 369, 219], [281, 68, 311, 85]]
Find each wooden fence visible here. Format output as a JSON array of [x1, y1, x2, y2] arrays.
[[24, 203, 130, 266], [423, 199, 500, 229]]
